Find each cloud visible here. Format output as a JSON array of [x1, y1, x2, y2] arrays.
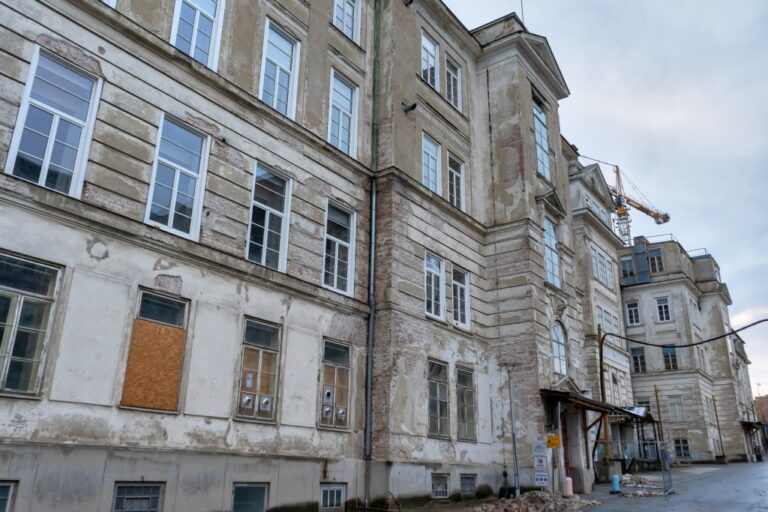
[[732, 305, 768, 329]]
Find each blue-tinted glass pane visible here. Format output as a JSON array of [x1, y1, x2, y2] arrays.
[[159, 120, 203, 172], [44, 165, 73, 193], [31, 55, 94, 121], [232, 485, 266, 512], [267, 27, 294, 70], [0, 255, 57, 296]]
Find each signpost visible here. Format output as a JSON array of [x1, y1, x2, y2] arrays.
[[533, 440, 550, 487]]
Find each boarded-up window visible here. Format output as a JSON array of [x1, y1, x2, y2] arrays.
[[121, 292, 187, 411], [237, 319, 280, 421]]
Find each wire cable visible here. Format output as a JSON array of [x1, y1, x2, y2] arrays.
[[602, 318, 768, 348]]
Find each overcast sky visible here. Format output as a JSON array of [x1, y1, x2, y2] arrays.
[[443, 0, 768, 398]]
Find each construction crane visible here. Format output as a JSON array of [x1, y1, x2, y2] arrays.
[[608, 166, 670, 246]]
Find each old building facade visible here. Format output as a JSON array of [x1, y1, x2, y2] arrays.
[[620, 237, 756, 462]]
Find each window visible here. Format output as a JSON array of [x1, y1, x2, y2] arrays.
[[591, 248, 599, 278], [431, 473, 449, 499], [260, 20, 299, 118], [533, 97, 550, 180], [620, 256, 634, 279], [551, 322, 567, 376], [170, 0, 224, 69], [626, 301, 640, 326], [668, 395, 685, 422], [328, 71, 357, 156], [585, 194, 610, 225], [323, 204, 356, 294], [598, 254, 607, 286], [333, 0, 358, 41], [663, 345, 678, 371], [456, 367, 476, 441], [451, 267, 470, 328], [631, 347, 646, 373], [248, 163, 291, 271], [0, 483, 14, 512], [424, 254, 444, 319], [648, 249, 664, 273], [0, 254, 58, 394], [113, 484, 163, 512], [121, 292, 187, 411], [101, 0, 117, 7], [445, 57, 461, 110], [460, 475, 476, 498], [5, 50, 100, 196], [447, 153, 464, 210], [637, 398, 651, 410], [237, 319, 280, 421], [428, 360, 449, 437], [146, 117, 208, 238], [689, 297, 701, 326], [422, 133, 441, 194], [656, 297, 671, 322], [674, 438, 690, 458], [421, 31, 439, 90], [233, 484, 268, 512], [543, 218, 560, 287], [320, 484, 346, 511], [319, 340, 350, 429]]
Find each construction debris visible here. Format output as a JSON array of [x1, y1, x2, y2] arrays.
[[621, 489, 666, 497], [620, 474, 655, 488], [472, 491, 600, 512]]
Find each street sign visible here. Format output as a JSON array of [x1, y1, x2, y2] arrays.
[[547, 434, 561, 448], [533, 441, 547, 456], [534, 471, 549, 486], [533, 455, 547, 471]]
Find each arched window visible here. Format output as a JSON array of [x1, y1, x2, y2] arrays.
[[552, 322, 568, 376]]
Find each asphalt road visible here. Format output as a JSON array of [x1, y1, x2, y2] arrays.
[[588, 462, 768, 511]]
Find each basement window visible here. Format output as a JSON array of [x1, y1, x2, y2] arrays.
[[431, 473, 449, 499], [319, 340, 351, 429], [0, 253, 58, 395], [237, 319, 281, 421], [170, 0, 225, 70], [460, 474, 476, 498], [648, 249, 664, 273], [5, 49, 101, 197], [113, 483, 163, 512], [145, 116, 209, 240], [320, 483, 346, 511], [232, 483, 268, 512], [248, 163, 291, 271]]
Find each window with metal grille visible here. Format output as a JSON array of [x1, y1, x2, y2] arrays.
[[260, 20, 299, 118], [460, 474, 476, 498], [447, 153, 464, 210], [333, 0, 358, 41], [422, 133, 440, 194], [146, 116, 208, 238], [663, 345, 678, 370], [323, 204, 355, 294], [232, 484, 268, 512], [445, 57, 461, 110], [320, 483, 346, 511], [631, 347, 646, 373], [656, 297, 671, 322], [457, 367, 476, 441], [451, 267, 469, 328], [237, 320, 280, 421], [431, 473, 449, 499], [328, 71, 357, 156], [428, 360, 449, 437], [543, 218, 560, 287], [533, 97, 550, 179], [551, 322, 567, 376], [248, 163, 291, 271], [171, 0, 223, 69], [320, 341, 350, 429], [0, 254, 58, 394], [424, 254, 444, 319], [626, 301, 640, 326], [421, 31, 439, 90], [112, 484, 162, 512], [6, 50, 100, 196]]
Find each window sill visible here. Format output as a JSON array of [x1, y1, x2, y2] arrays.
[[457, 437, 478, 444], [452, 322, 471, 333], [427, 434, 451, 441], [328, 21, 366, 53], [118, 404, 180, 415], [322, 283, 354, 298], [145, 219, 200, 243], [0, 391, 43, 401], [317, 425, 352, 433], [425, 312, 446, 324], [233, 416, 278, 426]]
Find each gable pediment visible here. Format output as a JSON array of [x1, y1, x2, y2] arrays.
[[522, 33, 570, 99]]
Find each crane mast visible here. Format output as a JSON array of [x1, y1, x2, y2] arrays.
[[607, 166, 670, 246]]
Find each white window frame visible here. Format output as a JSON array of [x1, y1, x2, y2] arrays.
[[656, 297, 671, 322], [246, 162, 292, 272], [447, 151, 465, 211], [663, 345, 678, 371], [4, 47, 102, 199], [236, 318, 281, 422], [112, 483, 164, 512], [421, 133, 441, 194], [421, 30, 439, 91], [327, 69, 358, 158], [668, 395, 685, 422], [451, 265, 470, 329], [648, 249, 664, 273], [424, 253, 445, 320], [543, 217, 561, 287], [322, 201, 357, 296], [551, 322, 567, 376], [332, 0, 361, 43], [626, 301, 640, 326], [533, 96, 550, 180], [631, 347, 646, 373], [144, 113, 210, 241], [259, 19, 301, 120], [320, 483, 346, 511], [169, 0, 226, 71], [445, 55, 461, 111]]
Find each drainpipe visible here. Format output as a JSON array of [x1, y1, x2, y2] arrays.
[[363, 0, 382, 505]]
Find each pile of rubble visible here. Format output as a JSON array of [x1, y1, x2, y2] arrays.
[[620, 474, 655, 488], [472, 492, 600, 512]]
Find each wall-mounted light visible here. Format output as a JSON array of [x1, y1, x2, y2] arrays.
[[402, 101, 417, 113]]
